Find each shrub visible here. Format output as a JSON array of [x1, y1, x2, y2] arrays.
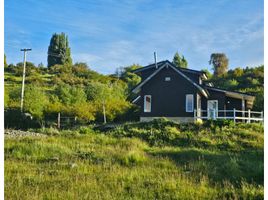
[[38, 127, 60, 136], [78, 126, 95, 135]]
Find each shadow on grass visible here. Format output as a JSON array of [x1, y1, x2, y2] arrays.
[[148, 148, 263, 186]]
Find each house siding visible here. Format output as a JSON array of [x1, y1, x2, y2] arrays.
[[139, 66, 199, 117], [202, 89, 244, 117]]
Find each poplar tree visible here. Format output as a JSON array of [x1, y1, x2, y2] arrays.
[[47, 33, 72, 68], [209, 53, 229, 77]]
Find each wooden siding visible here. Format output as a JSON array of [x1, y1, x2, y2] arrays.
[[138, 66, 199, 117]]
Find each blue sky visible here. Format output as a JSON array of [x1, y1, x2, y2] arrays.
[[5, 0, 263, 74]]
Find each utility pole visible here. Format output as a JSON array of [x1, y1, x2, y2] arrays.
[[20, 48, 32, 112]]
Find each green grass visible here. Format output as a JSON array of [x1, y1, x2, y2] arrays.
[[5, 121, 264, 199]]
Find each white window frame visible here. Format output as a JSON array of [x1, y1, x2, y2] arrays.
[[186, 94, 194, 112], [144, 95, 152, 112]]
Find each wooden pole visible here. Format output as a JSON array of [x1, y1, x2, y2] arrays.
[[233, 108, 236, 123], [57, 112, 61, 129], [247, 109, 251, 123], [103, 102, 106, 124]]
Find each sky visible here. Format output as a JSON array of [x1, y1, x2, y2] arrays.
[[4, 0, 264, 74]]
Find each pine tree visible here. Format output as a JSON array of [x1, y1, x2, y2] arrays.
[[172, 52, 188, 68], [47, 33, 72, 68], [4, 54, 7, 68]]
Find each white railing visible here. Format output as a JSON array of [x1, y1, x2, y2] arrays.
[[194, 109, 263, 123]]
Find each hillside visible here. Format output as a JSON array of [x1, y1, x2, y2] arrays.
[[5, 120, 264, 199], [4, 63, 264, 128]]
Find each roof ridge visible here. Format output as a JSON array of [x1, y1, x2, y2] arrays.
[[132, 62, 208, 98]]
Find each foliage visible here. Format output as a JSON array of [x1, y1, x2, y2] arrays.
[[4, 54, 7, 68], [117, 64, 142, 93], [208, 65, 264, 111], [5, 122, 263, 199], [47, 32, 72, 68], [4, 87, 9, 108], [172, 52, 188, 68], [24, 85, 49, 122], [209, 53, 229, 77], [86, 81, 130, 122]]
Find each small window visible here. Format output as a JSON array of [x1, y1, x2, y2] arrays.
[[186, 94, 194, 112], [165, 77, 171, 81], [144, 95, 151, 112]]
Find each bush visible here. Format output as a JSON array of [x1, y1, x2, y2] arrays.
[[78, 126, 95, 134], [37, 127, 60, 136]]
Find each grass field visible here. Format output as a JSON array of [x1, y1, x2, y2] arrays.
[[5, 120, 264, 199]]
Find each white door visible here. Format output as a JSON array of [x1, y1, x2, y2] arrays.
[[207, 100, 218, 119]]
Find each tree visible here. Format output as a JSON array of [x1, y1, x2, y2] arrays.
[[172, 52, 188, 68], [4, 54, 7, 68], [24, 85, 49, 124], [47, 33, 72, 68], [86, 82, 130, 122], [118, 64, 142, 93], [209, 53, 229, 77], [233, 67, 244, 77]]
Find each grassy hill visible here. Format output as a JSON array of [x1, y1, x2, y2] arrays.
[[5, 120, 263, 199]]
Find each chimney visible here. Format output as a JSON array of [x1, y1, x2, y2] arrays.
[[154, 51, 158, 69]]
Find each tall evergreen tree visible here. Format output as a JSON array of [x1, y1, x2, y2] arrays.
[[172, 52, 188, 68], [209, 53, 229, 77], [4, 54, 7, 68], [47, 33, 72, 68]]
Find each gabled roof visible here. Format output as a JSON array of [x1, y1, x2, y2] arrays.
[[132, 60, 208, 98], [132, 60, 208, 79], [131, 60, 167, 73]]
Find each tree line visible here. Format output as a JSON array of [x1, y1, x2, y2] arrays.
[[4, 33, 264, 127]]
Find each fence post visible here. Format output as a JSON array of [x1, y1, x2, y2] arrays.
[[261, 111, 263, 123], [213, 109, 216, 120], [57, 112, 61, 129], [247, 109, 251, 123], [233, 108, 236, 123]]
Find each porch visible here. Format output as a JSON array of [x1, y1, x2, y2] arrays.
[[194, 109, 264, 123]]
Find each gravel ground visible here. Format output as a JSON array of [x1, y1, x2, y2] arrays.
[[4, 129, 47, 138]]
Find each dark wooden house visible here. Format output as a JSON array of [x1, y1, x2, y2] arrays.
[[131, 60, 256, 123]]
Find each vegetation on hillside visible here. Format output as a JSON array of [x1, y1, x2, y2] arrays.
[[5, 121, 263, 199], [204, 65, 264, 111], [4, 33, 264, 127]]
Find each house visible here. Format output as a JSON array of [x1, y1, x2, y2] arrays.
[[131, 60, 257, 123]]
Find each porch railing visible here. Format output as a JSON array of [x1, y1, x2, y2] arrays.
[[194, 109, 263, 123]]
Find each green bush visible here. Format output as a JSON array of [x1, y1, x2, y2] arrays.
[[78, 126, 95, 134]]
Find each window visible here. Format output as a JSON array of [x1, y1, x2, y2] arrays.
[[186, 94, 194, 112], [165, 77, 171, 81], [144, 95, 151, 112]]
